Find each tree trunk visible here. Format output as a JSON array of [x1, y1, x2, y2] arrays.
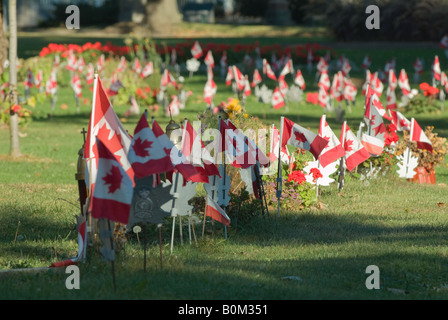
[[0, 0, 9, 74], [9, 0, 20, 158]]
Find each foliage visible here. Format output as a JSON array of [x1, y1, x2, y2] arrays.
[[395, 126, 447, 171], [324, 0, 448, 41], [405, 83, 441, 114]]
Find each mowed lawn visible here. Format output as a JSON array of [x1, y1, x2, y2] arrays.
[[0, 33, 447, 299]]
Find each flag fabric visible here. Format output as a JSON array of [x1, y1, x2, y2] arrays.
[[294, 70, 305, 90], [280, 59, 294, 78], [441, 72, 448, 93], [132, 57, 142, 74], [204, 50, 215, 68], [278, 76, 288, 97], [71, 73, 82, 97], [191, 41, 203, 59], [362, 55, 371, 69], [390, 110, 411, 132], [140, 61, 154, 78], [232, 66, 245, 91], [35, 70, 43, 89], [45, 68, 58, 96], [251, 69, 262, 87], [128, 113, 175, 179], [341, 58, 351, 77], [124, 96, 140, 117], [108, 74, 124, 96], [364, 86, 390, 140], [340, 123, 371, 172], [182, 120, 220, 179], [411, 118, 433, 153], [318, 115, 345, 167], [281, 117, 328, 160], [330, 71, 344, 102], [263, 59, 277, 81], [77, 56, 85, 73], [243, 75, 251, 97], [206, 195, 230, 227], [24, 68, 34, 89], [318, 71, 330, 92], [432, 55, 441, 82], [386, 89, 397, 112], [225, 66, 233, 86], [361, 133, 384, 156], [269, 124, 291, 164], [343, 77, 357, 101], [318, 86, 329, 108], [97, 54, 105, 74], [116, 56, 127, 73], [86, 63, 94, 85], [84, 75, 134, 209], [160, 69, 177, 90], [66, 52, 77, 72], [204, 78, 217, 105], [440, 35, 448, 49], [152, 119, 204, 182], [398, 69, 411, 96], [388, 69, 397, 92], [414, 58, 423, 75], [272, 87, 285, 109], [316, 57, 328, 75], [91, 137, 133, 225], [370, 72, 384, 97]]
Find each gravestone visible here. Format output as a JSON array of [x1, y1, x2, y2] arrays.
[[265, 0, 294, 26]]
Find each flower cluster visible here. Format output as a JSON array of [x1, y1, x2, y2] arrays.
[[287, 170, 306, 184], [39, 42, 130, 58], [419, 82, 439, 97], [309, 168, 323, 182]]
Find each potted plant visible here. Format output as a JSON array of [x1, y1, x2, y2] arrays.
[[395, 126, 447, 184]]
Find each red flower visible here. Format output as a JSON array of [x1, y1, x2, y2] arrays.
[[310, 168, 323, 182], [11, 104, 21, 113], [287, 170, 306, 185]]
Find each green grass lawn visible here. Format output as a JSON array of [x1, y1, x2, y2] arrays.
[[0, 32, 448, 299]]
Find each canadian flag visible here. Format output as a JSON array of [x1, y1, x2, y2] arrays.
[[388, 69, 397, 92], [294, 70, 305, 90], [251, 69, 262, 88], [341, 58, 351, 77], [391, 110, 411, 132], [45, 68, 57, 96], [206, 65, 214, 81], [132, 57, 142, 74], [269, 124, 291, 164], [317, 57, 328, 75], [24, 68, 34, 88], [340, 122, 371, 172], [361, 133, 384, 156], [128, 113, 175, 180], [140, 61, 154, 78], [318, 71, 330, 92], [91, 137, 133, 225], [398, 69, 411, 96], [432, 55, 441, 82], [204, 50, 214, 68], [191, 41, 203, 59], [318, 86, 329, 108], [386, 89, 397, 112], [77, 56, 85, 73], [441, 72, 448, 93], [414, 58, 423, 75], [160, 69, 177, 89], [225, 66, 233, 86], [206, 195, 230, 227], [84, 75, 134, 209], [440, 35, 448, 49], [343, 77, 357, 101], [35, 70, 43, 89], [278, 76, 288, 97], [166, 95, 181, 117], [71, 73, 82, 98], [411, 118, 433, 153], [263, 59, 277, 81], [107, 74, 124, 96], [244, 75, 251, 97], [66, 52, 77, 72], [54, 54, 60, 67], [86, 63, 94, 85], [204, 78, 217, 105], [318, 115, 345, 167], [124, 96, 140, 117], [232, 65, 245, 91], [362, 55, 371, 69], [362, 69, 371, 95], [281, 117, 328, 160], [272, 87, 285, 109], [97, 54, 105, 74], [152, 119, 205, 182], [330, 71, 344, 102], [364, 86, 391, 139], [182, 120, 220, 179], [116, 56, 127, 73], [280, 59, 294, 78], [370, 72, 384, 97]]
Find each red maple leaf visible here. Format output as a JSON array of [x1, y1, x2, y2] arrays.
[[399, 119, 409, 129], [323, 135, 331, 149], [103, 165, 123, 194], [373, 123, 387, 136], [294, 131, 307, 143], [93, 123, 125, 164], [345, 139, 354, 152], [133, 137, 153, 158]]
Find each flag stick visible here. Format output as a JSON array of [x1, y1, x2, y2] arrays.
[[406, 118, 415, 177], [143, 223, 147, 272], [107, 219, 117, 293], [158, 224, 163, 269], [338, 121, 347, 193], [276, 117, 284, 217], [170, 215, 176, 254]]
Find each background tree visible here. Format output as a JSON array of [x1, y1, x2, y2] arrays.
[[0, 0, 8, 74]]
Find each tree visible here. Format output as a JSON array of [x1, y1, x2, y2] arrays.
[[9, 0, 20, 157], [0, 0, 8, 74]]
